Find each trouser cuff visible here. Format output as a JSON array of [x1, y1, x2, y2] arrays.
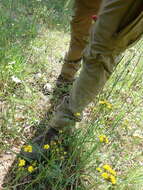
[[50, 97, 82, 131]]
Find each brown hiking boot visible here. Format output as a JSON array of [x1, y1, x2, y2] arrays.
[[20, 128, 59, 161]]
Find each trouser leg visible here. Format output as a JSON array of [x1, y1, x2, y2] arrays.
[[69, 0, 141, 113], [60, 0, 101, 81], [51, 0, 142, 130], [66, 0, 101, 62]]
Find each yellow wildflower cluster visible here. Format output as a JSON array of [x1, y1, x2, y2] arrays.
[[101, 172, 109, 179], [109, 175, 116, 184], [18, 159, 26, 167], [18, 159, 36, 173], [101, 172, 116, 184], [103, 164, 116, 176], [23, 145, 32, 152], [43, 144, 50, 150], [98, 135, 109, 144], [96, 164, 117, 185], [99, 100, 112, 109]]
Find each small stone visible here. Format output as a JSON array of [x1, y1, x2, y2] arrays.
[[11, 76, 22, 84], [44, 83, 52, 93]]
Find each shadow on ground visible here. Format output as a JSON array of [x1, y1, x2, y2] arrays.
[[1, 1, 80, 189], [2, 81, 81, 190]]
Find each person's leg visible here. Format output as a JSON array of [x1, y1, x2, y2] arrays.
[[52, 0, 143, 129], [68, 0, 143, 113], [59, 0, 101, 81]]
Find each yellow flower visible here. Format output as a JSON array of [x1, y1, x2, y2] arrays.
[[18, 159, 26, 167], [105, 138, 109, 143], [28, 166, 34, 173], [99, 100, 112, 109], [74, 112, 81, 117], [107, 103, 112, 109], [99, 100, 107, 105], [101, 172, 109, 179], [98, 135, 104, 143], [109, 175, 117, 184], [63, 152, 67, 155], [23, 145, 32, 153], [103, 164, 116, 176], [96, 167, 102, 173], [103, 164, 112, 171], [98, 135, 109, 144], [43, 144, 50, 150], [109, 169, 116, 176]]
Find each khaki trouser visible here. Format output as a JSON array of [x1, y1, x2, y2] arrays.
[[60, 0, 101, 80], [51, 0, 143, 130], [66, 0, 101, 61]]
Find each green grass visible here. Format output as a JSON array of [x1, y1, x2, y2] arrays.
[[0, 0, 71, 150], [0, 0, 143, 189]]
